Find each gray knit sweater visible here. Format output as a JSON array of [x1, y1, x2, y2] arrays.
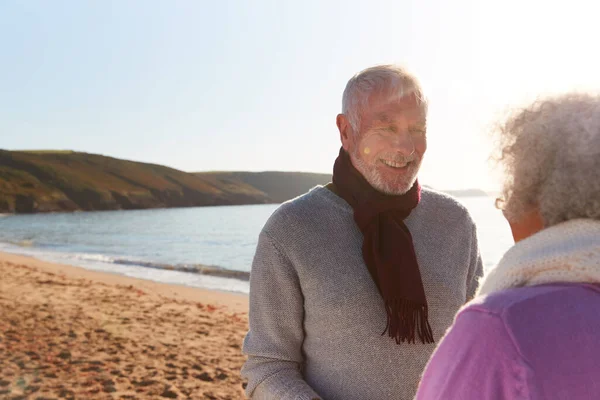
[[242, 186, 483, 400]]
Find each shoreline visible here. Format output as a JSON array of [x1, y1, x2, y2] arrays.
[[0, 251, 249, 399], [0, 242, 251, 295], [0, 251, 249, 312]]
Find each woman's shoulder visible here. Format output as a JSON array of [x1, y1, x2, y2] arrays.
[[465, 282, 600, 316]]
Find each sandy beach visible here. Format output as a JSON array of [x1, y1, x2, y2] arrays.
[[0, 252, 249, 399]]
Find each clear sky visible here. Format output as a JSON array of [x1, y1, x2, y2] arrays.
[[1, 0, 599, 190]]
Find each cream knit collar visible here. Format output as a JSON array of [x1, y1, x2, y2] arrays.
[[477, 219, 600, 297]]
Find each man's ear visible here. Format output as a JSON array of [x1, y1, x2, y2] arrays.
[[337, 114, 352, 152]]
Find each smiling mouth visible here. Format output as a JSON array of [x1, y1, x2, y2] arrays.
[[380, 159, 410, 169]]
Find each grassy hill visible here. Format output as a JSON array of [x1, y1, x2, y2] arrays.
[[0, 150, 270, 213], [197, 171, 331, 203]]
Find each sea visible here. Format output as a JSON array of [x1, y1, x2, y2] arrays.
[[0, 195, 514, 294]]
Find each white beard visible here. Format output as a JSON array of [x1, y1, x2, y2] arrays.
[[351, 151, 420, 195]]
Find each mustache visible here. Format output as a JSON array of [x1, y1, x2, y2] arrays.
[[377, 153, 417, 163]]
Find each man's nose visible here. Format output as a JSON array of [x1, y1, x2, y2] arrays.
[[389, 132, 415, 156]]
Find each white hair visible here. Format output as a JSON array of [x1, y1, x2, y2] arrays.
[[341, 64, 428, 132], [494, 92, 600, 227]]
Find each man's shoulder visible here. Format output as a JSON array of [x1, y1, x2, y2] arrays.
[[262, 185, 341, 233], [419, 186, 473, 223], [270, 185, 329, 215], [421, 186, 468, 210]]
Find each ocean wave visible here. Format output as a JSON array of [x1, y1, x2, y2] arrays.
[[8, 239, 35, 247], [71, 253, 250, 281]]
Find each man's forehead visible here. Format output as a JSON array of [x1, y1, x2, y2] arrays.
[[370, 102, 426, 122], [367, 92, 424, 116]]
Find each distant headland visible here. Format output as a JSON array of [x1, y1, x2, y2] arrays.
[[0, 150, 490, 214]]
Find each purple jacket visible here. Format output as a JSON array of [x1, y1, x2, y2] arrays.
[[416, 283, 600, 400]]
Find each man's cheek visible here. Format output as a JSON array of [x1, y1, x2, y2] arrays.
[[358, 136, 385, 160], [416, 137, 427, 155], [359, 146, 380, 164]]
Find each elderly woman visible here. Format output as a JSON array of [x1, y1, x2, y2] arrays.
[[415, 93, 600, 399]]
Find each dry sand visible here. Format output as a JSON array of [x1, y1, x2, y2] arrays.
[[0, 252, 249, 399]]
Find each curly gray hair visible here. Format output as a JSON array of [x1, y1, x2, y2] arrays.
[[494, 92, 600, 227]]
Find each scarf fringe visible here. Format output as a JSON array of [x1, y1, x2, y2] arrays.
[[383, 299, 434, 344]]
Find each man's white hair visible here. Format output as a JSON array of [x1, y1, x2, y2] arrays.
[[494, 92, 600, 227], [341, 64, 428, 132]]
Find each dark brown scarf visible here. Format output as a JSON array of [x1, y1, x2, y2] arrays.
[[331, 148, 434, 344]]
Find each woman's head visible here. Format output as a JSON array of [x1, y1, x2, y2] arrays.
[[494, 93, 600, 239]]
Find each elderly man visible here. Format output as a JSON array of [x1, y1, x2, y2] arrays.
[[241, 65, 483, 400]]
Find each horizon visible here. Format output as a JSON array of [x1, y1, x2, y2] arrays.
[[2, 1, 599, 191]]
